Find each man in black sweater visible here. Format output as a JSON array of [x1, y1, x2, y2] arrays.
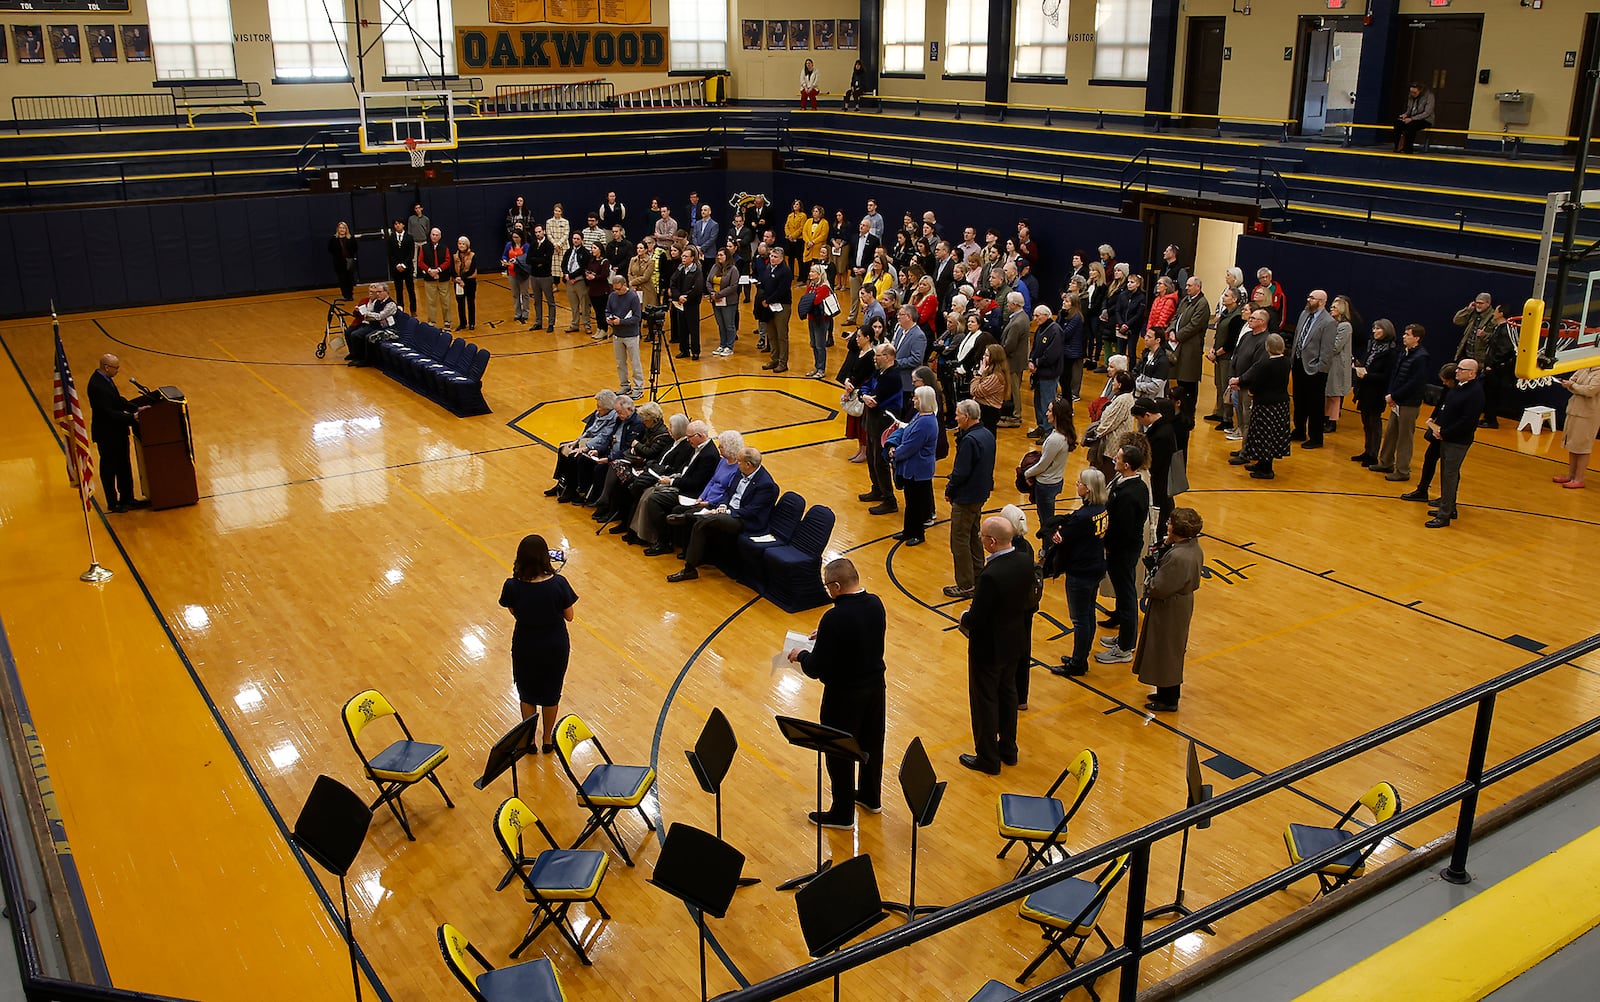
[[1095, 444, 1152, 665], [1425, 358, 1484, 528], [789, 558, 888, 828], [959, 517, 1034, 774]]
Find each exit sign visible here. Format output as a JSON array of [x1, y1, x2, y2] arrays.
[[1326, 0, 1346, 8], [1428, 0, 1451, 6]]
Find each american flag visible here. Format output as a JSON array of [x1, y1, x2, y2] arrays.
[[51, 318, 94, 510]]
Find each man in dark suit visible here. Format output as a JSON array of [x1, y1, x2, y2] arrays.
[[1290, 288, 1337, 449], [386, 219, 416, 313], [87, 354, 146, 513], [959, 516, 1033, 774], [788, 557, 888, 827], [931, 240, 956, 311], [1425, 358, 1484, 528], [1095, 444, 1152, 665], [843, 218, 880, 326], [633, 421, 718, 547], [668, 447, 779, 581], [758, 247, 794, 373]]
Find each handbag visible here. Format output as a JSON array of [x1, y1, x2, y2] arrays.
[[841, 390, 866, 417], [821, 291, 841, 317]]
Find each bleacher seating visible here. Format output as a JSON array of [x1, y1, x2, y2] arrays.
[[370, 315, 491, 416]]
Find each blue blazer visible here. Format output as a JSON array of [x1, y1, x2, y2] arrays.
[[731, 466, 781, 534], [894, 412, 939, 481]]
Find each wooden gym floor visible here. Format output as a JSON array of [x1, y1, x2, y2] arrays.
[[1, 278, 1599, 1001]]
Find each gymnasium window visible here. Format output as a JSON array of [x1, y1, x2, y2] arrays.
[[1093, 0, 1151, 82], [669, 0, 728, 72], [269, 0, 352, 81], [882, 0, 926, 75], [381, 0, 456, 78], [942, 0, 986, 78], [1014, 0, 1069, 78], [147, 0, 237, 80]]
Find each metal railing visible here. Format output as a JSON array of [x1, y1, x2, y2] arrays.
[[722, 632, 1600, 1002], [492, 79, 613, 114], [1120, 147, 1294, 219], [614, 78, 705, 110], [11, 93, 176, 133], [292, 127, 362, 176]]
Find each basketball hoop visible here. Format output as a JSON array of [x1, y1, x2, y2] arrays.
[[1042, 0, 1061, 27], [404, 136, 427, 168]]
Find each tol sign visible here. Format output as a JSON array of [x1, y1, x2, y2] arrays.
[[457, 26, 668, 72]]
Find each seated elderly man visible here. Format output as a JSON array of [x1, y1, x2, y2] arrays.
[[632, 425, 729, 548], [547, 389, 620, 500], [569, 394, 643, 504], [666, 446, 779, 581], [344, 282, 401, 367], [593, 406, 680, 526]]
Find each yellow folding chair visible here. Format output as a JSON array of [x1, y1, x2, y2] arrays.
[[1284, 781, 1401, 897], [553, 713, 657, 866], [341, 688, 452, 840], [493, 797, 610, 965], [997, 749, 1098, 879], [1016, 854, 1129, 997], [437, 922, 567, 1001]]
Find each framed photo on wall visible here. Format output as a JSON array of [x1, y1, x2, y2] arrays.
[[14, 25, 45, 64], [0, 28, 8, 64], [49, 25, 82, 63], [766, 19, 786, 51], [787, 20, 808, 51], [837, 19, 858, 51], [741, 19, 762, 51], [88, 24, 117, 63], [813, 20, 834, 51], [120, 24, 150, 62]]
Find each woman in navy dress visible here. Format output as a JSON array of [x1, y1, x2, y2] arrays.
[[498, 534, 578, 751]]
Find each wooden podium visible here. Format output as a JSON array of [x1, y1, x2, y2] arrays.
[[135, 387, 198, 510]]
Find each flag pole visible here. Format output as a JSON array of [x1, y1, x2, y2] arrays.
[[52, 302, 112, 583]]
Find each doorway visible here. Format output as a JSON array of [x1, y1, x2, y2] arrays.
[[1568, 13, 1600, 150], [1182, 17, 1226, 126], [1392, 15, 1484, 136], [1290, 16, 1366, 138], [1139, 207, 1247, 299]]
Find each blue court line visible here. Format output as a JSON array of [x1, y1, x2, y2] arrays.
[[0, 330, 395, 1002], [647, 594, 762, 991]]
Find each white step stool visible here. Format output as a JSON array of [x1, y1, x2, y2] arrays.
[[1518, 405, 1557, 434]]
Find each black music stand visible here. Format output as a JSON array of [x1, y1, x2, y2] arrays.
[[474, 715, 544, 890], [774, 715, 865, 892], [883, 737, 946, 920], [795, 854, 890, 1002], [684, 707, 759, 887], [649, 823, 746, 1002], [293, 775, 374, 1002], [1143, 741, 1216, 934]]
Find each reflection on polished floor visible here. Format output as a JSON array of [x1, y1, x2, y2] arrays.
[[1, 285, 1598, 1001]]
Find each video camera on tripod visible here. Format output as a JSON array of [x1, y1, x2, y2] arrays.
[[642, 303, 669, 342]]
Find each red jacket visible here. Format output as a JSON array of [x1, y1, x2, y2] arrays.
[[417, 241, 453, 281], [1147, 291, 1178, 333]]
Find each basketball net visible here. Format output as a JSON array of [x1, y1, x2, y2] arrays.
[[1042, 0, 1060, 26], [404, 136, 427, 168]]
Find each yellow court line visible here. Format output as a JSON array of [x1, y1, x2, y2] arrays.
[[213, 343, 314, 418], [1295, 824, 1600, 1001], [1188, 596, 1380, 667], [0, 345, 376, 1000]]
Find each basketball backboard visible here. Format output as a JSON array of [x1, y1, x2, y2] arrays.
[[357, 90, 460, 155], [1518, 188, 1600, 385]]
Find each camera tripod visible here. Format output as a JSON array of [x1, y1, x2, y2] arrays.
[[646, 315, 689, 415]]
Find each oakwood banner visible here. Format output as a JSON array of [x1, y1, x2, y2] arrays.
[[456, 26, 667, 72]]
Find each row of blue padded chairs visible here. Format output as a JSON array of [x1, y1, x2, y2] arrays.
[[719, 490, 836, 613], [370, 315, 492, 416]]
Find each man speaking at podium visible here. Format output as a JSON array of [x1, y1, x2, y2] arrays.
[[87, 353, 148, 513]]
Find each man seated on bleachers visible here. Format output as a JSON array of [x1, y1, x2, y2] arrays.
[[344, 282, 401, 367], [666, 447, 780, 582]]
